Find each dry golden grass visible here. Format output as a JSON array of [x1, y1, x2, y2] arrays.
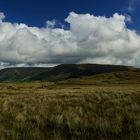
[[0, 83, 139, 140]]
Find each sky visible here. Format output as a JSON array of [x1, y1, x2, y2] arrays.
[[0, 0, 140, 68], [1, 0, 140, 29]]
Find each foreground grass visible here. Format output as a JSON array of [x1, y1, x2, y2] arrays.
[[0, 83, 139, 140]]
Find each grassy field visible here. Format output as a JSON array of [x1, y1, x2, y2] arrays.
[[0, 82, 139, 140]]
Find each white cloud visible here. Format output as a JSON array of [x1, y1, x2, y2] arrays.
[[0, 12, 140, 68], [46, 19, 56, 28], [127, 0, 140, 12], [124, 14, 132, 23], [0, 12, 5, 22]]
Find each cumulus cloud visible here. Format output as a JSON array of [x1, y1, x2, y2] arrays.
[[0, 12, 140, 68]]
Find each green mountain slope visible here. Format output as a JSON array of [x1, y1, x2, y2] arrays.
[[0, 64, 138, 82], [0, 67, 50, 82], [29, 64, 132, 81]]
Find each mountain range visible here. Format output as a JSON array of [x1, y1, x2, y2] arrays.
[[0, 64, 139, 83]]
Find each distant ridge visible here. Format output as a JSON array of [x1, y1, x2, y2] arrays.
[[0, 64, 138, 82], [0, 67, 50, 82]]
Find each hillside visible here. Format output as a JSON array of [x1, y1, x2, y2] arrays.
[[0, 67, 50, 82], [0, 64, 138, 82]]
